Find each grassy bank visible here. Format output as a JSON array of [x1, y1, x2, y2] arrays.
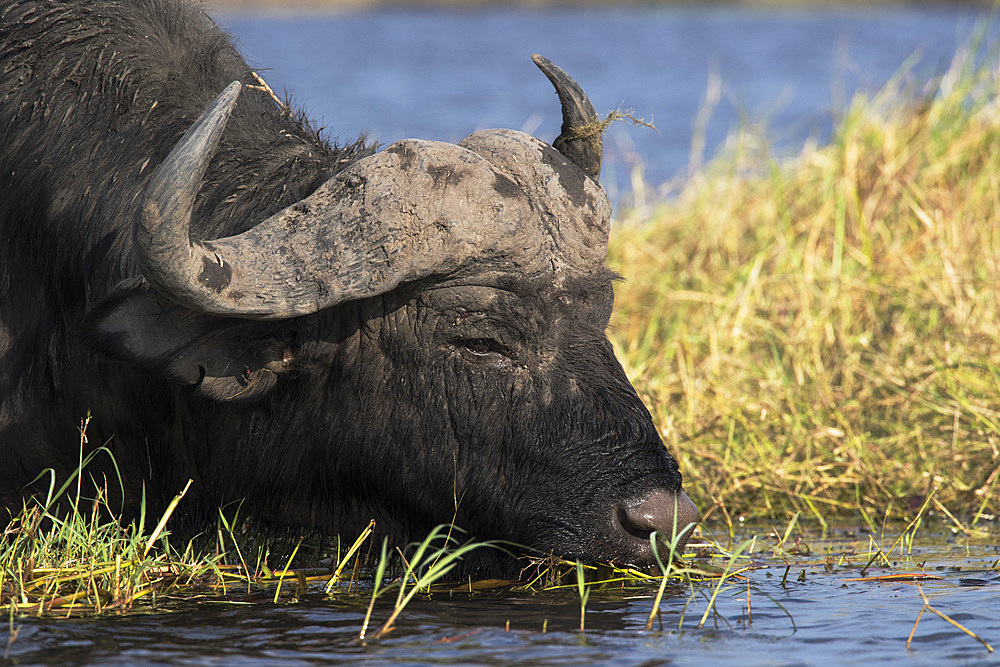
[[608, 38, 1000, 530]]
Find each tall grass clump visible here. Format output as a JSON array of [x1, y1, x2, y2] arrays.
[[0, 419, 308, 616], [608, 38, 1000, 529], [0, 437, 209, 615], [0, 420, 506, 619]]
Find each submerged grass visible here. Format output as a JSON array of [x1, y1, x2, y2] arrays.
[[2, 442, 996, 660], [608, 33, 1000, 531], [0, 420, 269, 617]]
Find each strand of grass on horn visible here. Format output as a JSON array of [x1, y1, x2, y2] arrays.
[[562, 107, 657, 142]]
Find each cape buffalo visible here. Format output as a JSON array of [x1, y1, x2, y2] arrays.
[[0, 0, 698, 568]]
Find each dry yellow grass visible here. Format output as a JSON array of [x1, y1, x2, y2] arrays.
[[608, 39, 1000, 530]]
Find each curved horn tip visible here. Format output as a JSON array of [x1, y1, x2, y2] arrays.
[[217, 80, 242, 108], [153, 80, 243, 188], [182, 82, 243, 139], [198, 81, 243, 135], [530, 53, 564, 75], [135, 80, 244, 312], [530, 54, 603, 181], [144, 79, 244, 219], [531, 52, 552, 70], [186, 81, 243, 147]]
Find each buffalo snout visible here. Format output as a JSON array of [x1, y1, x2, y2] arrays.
[[615, 489, 700, 565]]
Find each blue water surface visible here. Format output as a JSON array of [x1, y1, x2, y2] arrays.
[[216, 4, 996, 202], [6, 528, 999, 665]]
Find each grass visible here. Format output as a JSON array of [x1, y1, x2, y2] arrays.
[[0, 426, 713, 622], [2, 445, 995, 660], [607, 33, 1000, 532]]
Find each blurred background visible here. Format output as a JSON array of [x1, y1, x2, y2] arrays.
[[207, 1, 998, 204]]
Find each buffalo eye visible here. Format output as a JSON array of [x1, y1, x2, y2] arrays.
[[456, 338, 508, 364]]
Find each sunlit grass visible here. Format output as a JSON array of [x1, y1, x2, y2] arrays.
[[2, 438, 995, 663], [0, 420, 223, 616], [608, 32, 1000, 531], [0, 430, 715, 622]]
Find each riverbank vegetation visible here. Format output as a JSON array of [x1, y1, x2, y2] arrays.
[[608, 35, 1000, 533], [2, 24, 998, 622]]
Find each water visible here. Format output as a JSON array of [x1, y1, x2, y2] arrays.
[[216, 5, 996, 202], [5, 526, 998, 665]]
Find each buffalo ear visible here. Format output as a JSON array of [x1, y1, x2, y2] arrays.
[[83, 279, 295, 401]]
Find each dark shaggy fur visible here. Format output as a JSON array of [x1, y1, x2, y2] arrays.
[[0, 0, 687, 571], [0, 0, 370, 498]]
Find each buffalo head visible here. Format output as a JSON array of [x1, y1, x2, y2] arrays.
[[86, 55, 698, 567]]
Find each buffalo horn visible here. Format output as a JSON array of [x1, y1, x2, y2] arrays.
[[134, 66, 609, 321], [135, 81, 408, 320], [531, 54, 602, 181], [133, 81, 258, 316]]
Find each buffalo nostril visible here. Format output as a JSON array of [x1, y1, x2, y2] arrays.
[[617, 489, 699, 555]]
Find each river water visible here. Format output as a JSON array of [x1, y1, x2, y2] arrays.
[[6, 526, 998, 665], [217, 4, 995, 202]]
